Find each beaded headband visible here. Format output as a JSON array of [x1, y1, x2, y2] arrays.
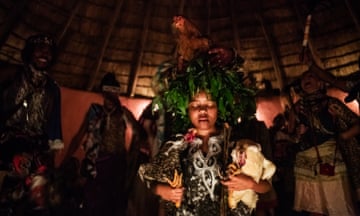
[[102, 85, 121, 94], [27, 35, 55, 46]]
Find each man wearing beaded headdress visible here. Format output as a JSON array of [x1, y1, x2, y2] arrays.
[[64, 72, 147, 216], [138, 15, 274, 216], [0, 34, 63, 214]]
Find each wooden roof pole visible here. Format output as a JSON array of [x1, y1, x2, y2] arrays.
[[291, 0, 324, 69], [178, 0, 185, 15], [86, 0, 124, 91], [344, 0, 360, 34], [127, 0, 152, 97], [57, 0, 83, 44], [206, 0, 211, 36], [229, 0, 241, 54], [256, 13, 285, 90], [0, 0, 28, 47]]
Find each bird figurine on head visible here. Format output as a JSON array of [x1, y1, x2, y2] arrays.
[[226, 139, 276, 211], [171, 15, 211, 72]]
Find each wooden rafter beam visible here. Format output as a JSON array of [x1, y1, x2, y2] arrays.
[[291, 0, 324, 69], [256, 13, 285, 90], [206, 0, 211, 35], [344, 0, 360, 34], [57, 0, 83, 44], [127, 0, 152, 97], [229, 0, 241, 53], [178, 0, 185, 15], [86, 0, 124, 91], [0, 0, 28, 47]]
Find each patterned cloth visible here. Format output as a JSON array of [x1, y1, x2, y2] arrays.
[[81, 103, 126, 178], [80, 103, 128, 216], [292, 94, 360, 215], [294, 140, 357, 215], [0, 64, 63, 213], [139, 132, 252, 216], [0, 65, 63, 152]]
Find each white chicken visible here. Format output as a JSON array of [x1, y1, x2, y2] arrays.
[[227, 139, 276, 210]]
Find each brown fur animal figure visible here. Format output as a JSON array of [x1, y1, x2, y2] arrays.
[[226, 139, 276, 211], [171, 15, 211, 71]]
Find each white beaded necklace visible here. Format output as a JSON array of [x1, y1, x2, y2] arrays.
[[103, 106, 116, 129]]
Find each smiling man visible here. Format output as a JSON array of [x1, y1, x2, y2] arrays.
[[0, 34, 63, 214]]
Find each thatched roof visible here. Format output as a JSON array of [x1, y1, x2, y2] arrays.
[[0, 0, 359, 98]]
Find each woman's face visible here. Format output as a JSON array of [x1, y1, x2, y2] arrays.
[[300, 71, 323, 94], [188, 91, 218, 133]]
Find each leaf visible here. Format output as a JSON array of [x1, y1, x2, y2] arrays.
[[156, 54, 256, 134]]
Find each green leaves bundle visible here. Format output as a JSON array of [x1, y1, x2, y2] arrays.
[[153, 54, 256, 134]]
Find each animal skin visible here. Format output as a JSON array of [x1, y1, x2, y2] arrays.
[[171, 15, 211, 71], [227, 139, 276, 210]]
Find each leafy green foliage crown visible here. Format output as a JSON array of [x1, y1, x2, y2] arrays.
[[153, 54, 256, 134]]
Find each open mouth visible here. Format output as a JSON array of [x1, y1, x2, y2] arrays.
[[198, 119, 208, 122], [198, 117, 209, 122], [198, 114, 208, 121], [37, 57, 48, 63]]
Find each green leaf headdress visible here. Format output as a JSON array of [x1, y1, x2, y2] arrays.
[[153, 53, 256, 134]]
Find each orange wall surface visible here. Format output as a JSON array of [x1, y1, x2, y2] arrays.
[[56, 87, 358, 165]]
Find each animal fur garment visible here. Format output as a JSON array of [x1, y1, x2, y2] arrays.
[[226, 139, 276, 210]]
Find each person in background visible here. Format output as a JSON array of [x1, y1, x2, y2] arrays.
[[0, 33, 63, 215], [64, 72, 146, 216], [288, 69, 360, 216], [269, 113, 297, 216], [138, 103, 162, 157], [130, 105, 162, 216]]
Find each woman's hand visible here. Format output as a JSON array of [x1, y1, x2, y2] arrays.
[[221, 174, 271, 193], [221, 174, 255, 191], [154, 184, 184, 205]]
